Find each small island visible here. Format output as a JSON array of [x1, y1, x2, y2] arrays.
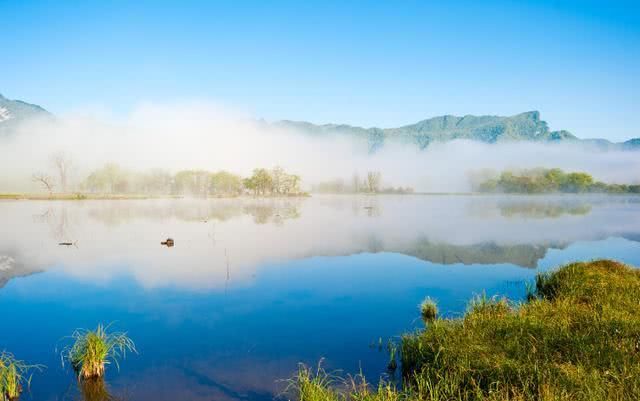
[[474, 168, 640, 194]]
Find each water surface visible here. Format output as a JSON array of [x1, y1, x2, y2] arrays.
[[1, 195, 639, 400]]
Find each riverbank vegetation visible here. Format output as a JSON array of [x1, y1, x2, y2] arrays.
[[61, 324, 136, 379], [474, 168, 640, 194], [288, 260, 640, 401]]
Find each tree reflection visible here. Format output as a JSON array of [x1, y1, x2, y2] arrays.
[[498, 201, 591, 218]]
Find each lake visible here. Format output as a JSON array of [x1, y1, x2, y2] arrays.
[[1, 195, 639, 401]]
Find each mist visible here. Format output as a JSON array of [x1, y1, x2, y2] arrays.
[[1, 100, 639, 193]]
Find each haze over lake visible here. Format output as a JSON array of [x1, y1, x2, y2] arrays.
[[2, 194, 639, 401]]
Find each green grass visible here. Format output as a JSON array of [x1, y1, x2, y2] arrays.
[[289, 260, 640, 401], [0, 352, 42, 401], [61, 323, 136, 380]]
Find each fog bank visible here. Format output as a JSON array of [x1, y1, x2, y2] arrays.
[[1, 101, 638, 192]]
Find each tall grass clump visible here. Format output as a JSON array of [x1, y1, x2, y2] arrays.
[[288, 260, 640, 401], [285, 362, 401, 401], [285, 362, 341, 401], [419, 297, 438, 324], [62, 324, 136, 380], [0, 352, 42, 401]]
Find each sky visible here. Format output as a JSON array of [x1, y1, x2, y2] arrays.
[[1, 0, 638, 141]]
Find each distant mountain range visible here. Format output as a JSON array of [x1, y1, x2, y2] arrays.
[[0, 93, 52, 135], [1, 93, 638, 150], [274, 111, 640, 151]]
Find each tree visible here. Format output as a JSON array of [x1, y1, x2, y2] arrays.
[[210, 171, 243, 195], [271, 166, 286, 195], [82, 163, 127, 193], [270, 166, 301, 195], [561, 172, 594, 193], [543, 168, 565, 192], [242, 176, 257, 195], [366, 171, 382, 193], [280, 173, 301, 194], [51, 151, 73, 193], [33, 173, 55, 195], [249, 168, 273, 195]]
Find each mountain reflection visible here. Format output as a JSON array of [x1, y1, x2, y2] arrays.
[[0, 195, 639, 289]]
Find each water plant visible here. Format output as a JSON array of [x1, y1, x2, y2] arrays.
[[386, 340, 397, 372], [418, 297, 438, 324], [0, 352, 42, 401], [61, 323, 136, 379]]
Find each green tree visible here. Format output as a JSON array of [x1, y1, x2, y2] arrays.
[[210, 171, 243, 195], [561, 172, 594, 193]]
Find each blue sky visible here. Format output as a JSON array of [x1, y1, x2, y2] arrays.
[[1, 0, 638, 140]]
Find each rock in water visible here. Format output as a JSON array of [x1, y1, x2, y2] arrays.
[[161, 238, 175, 247]]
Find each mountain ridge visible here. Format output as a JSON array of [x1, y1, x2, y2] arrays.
[[274, 111, 638, 151], [0, 93, 637, 150], [0, 93, 53, 135]]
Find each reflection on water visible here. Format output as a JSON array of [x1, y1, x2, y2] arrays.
[[78, 378, 120, 401], [1, 195, 639, 289], [497, 200, 592, 218], [0, 195, 639, 401]]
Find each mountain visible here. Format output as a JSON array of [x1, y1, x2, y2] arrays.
[[0, 93, 52, 135], [622, 138, 640, 150], [0, 93, 637, 151], [274, 111, 638, 151]]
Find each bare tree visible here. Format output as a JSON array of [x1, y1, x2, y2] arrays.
[[51, 151, 73, 193], [33, 173, 55, 195], [366, 171, 382, 193]]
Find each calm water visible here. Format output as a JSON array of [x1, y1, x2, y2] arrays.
[[1, 195, 640, 401]]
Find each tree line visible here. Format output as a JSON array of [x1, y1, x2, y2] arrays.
[[475, 168, 640, 194], [313, 171, 414, 194], [33, 156, 304, 197], [82, 165, 303, 196]]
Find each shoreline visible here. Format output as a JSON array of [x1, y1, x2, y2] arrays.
[[1, 192, 639, 200]]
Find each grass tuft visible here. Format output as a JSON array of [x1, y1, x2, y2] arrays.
[[0, 352, 43, 401], [61, 323, 136, 380], [419, 297, 438, 325]]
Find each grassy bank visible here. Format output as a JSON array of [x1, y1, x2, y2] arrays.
[[289, 260, 640, 401]]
